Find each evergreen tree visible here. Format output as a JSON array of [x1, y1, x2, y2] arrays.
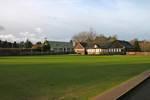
[[0, 40, 1, 48], [13, 41, 18, 48], [133, 39, 141, 51], [42, 39, 50, 51], [24, 39, 33, 48]]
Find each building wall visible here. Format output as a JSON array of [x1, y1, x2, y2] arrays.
[[74, 49, 85, 55], [87, 48, 123, 55], [51, 47, 73, 53], [87, 49, 102, 54], [49, 41, 74, 54], [74, 43, 86, 55]]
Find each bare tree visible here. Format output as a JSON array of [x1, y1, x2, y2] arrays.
[[72, 31, 97, 42], [108, 35, 117, 42], [72, 29, 118, 44], [139, 40, 150, 52]]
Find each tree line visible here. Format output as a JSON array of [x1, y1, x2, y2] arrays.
[[0, 31, 150, 52], [72, 31, 117, 43], [0, 39, 51, 51]]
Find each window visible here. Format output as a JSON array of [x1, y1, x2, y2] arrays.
[[96, 49, 99, 53], [119, 49, 122, 52], [67, 48, 70, 52]]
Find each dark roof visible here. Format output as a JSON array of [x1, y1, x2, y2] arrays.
[[79, 40, 134, 49], [80, 42, 89, 48], [111, 40, 134, 49], [99, 42, 112, 49], [80, 42, 112, 49], [48, 41, 73, 48]]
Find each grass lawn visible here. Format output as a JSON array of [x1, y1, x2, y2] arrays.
[[0, 55, 150, 100]]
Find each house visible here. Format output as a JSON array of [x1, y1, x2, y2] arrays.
[[74, 42, 87, 55], [74, 40, 134, 55], [74, 42, 123, 55], [48, 41, 74, 53], [111, 40, 134, 52]]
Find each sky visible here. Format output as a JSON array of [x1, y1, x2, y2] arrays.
[[0, 0, 150, 43]]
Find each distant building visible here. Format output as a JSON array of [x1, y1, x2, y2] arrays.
[[74, 42, 87, 55], [74, 40, 134, 55], [48, 41, 74, 53], [112, 40, 134, 52]]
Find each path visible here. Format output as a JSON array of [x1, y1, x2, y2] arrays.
[[118, 77, 150, 100]]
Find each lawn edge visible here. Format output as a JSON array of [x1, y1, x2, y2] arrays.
[[92, 70, 150, 100]]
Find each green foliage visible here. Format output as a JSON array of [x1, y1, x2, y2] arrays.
[[24, 39, 33, 48], [0, 56, 149, 100], [13, 41, 18, 48], [42, 40, 51, 51], [36, 41, 42, 45], [133, 39, 141, 51]]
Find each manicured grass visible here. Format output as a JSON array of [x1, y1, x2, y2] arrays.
[[0, 55, 150, 100]]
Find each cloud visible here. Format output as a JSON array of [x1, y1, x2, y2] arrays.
[[0, 30, 45, 43], [0, 25, 5, 31], [35, 28, 43, 34], [0, 34, 16, 41], [18, 31, 45, 42], [0, 0, 150, 41]]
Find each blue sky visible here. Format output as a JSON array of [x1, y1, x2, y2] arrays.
[[0, 0, 150, 42]]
